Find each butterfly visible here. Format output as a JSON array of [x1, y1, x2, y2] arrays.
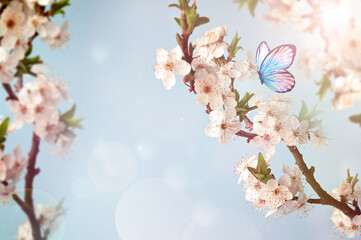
[[255, 41, 296, 93]]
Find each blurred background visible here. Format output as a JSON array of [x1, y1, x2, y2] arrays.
[[0, 0, 361, 239]]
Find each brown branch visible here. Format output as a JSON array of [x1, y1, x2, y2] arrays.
[[293, 196, 325, 205], [287, 145, 358, 219], [12, 193, 44, 240], [23, 132, 43, 240], [180, 10, 192, 64], [235, 130, 257, 142], [2, 83, 18, 101], [14, 74, 23, 92]]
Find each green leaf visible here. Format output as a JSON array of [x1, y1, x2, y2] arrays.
[[227, 32, 243, 58], [235, 90, 240, 102], [62, 104, 76, 119], [350, 113, 361, 128], [316, 74, 331, 101], [64, 118, 84, 129], [174, 17, 183, 28], [0, 117, 10, 141], [248, 0, 258, 16], [176, 33, 182, 47], [50, 0, 70, 17], [257, 152, 267, 174], [233, 0, 250, 10], [169, 3, 181, 9], [194, 17, 209, 27]]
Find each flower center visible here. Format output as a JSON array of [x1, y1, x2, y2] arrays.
[[220, 123, 227, 130], [203, 85, 211, 94], [6, 19, 15, 29], [164, 62, 173, 71]]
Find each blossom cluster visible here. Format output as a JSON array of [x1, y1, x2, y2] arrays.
[[17, 203, 64, 240], [250, 96, 326, 155], [0, 144, 27, 197], [157, 1, 361, 238], [242, 0, 361, 111], [330, 181, 361, 238], [236, 154, 313, 218], [0, 0, 75, 238]]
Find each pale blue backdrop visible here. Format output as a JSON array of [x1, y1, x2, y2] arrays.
[[0, 0, 360, 239]]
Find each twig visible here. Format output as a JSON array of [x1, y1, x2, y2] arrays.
[[287, 145, 358, 219], [12, 193, 43, 240], [2, 83, 18, 101]]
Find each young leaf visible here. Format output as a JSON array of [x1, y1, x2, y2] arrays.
[[194, 17, 210, 27], [258, 152, 267, 174], [50, 0, 70, 17], [248, 0, 258, 16], [316, 74, 331, 101], [0, 117, 10, 141], [350, 113, 361, 128], [62, 104, 76, 119], [176, 33, 182, 47], [169, 3, 181, 9]]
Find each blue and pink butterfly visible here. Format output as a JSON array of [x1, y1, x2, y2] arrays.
[[255, 41, 296, 93]]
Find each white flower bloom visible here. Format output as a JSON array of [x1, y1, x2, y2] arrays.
[[0, 47, 15, 83], [221, 90, 237, 110], [245, 180, 267, 210], [278, 164, 303, 195], [154, 46, 191, 90], [236, 155, 257, 184], [51, 134, 74, 158], [331, 74, 361, 110], [283, 115, 309, 146], [261, 0, 306, 26], [332, 181, 353, 201], [41, 21, 70, 49], [331, 208, 360, 238], [284, 192, 314, 218], [194, 71, 223, 110], [311, 125, 327, 149], [217, 61, 239, 87], [34, 109, 65, 144], [259, 179, 293, 209], [0, 1, 26, 49], [237, 50, 258, 81], [205, 110, 242, 146]]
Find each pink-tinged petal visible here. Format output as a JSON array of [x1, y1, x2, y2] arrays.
[[6, 100, 20, 112], [249, 136, 264, 147], [161, 71, 176, 90], [352, 215, 361, 225], [299, 120, 309, 132], [209, 96, 223, 110], [173, 60, 191, 76], [281, 163, 292, 175], [227, 122, 242, 134], [279, 175, 291, 188], [267, 179, 279, 190], [169, 46, 183, 62], [298, 192, 307, 204], [218, 132, 230, 146], [209, 110, 224, 124], [0, 161, 6, 181], [205, 124, 221, 138], [196, 94, 208, 106], [155, 49, 169, 63]]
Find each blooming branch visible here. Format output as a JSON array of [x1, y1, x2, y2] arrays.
[[154, 0, 361, 238]]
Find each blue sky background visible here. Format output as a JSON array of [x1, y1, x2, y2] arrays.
[[1, 0, 361, 239]]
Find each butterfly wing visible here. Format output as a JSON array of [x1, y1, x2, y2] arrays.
[[259, 44, 296, 93], [255, 41, 270, 71], [262, 69, 295, 93]]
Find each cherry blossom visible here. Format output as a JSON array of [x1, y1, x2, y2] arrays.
[[154, 46, 191, 90], [194, 70, 223, 110], [259, 179, 293, 209], [205, 110, 242, 146], [284, 193, 314, 218]]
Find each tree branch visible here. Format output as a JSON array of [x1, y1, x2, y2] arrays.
[[12, 193, 43, 240], [287, 145, 358, 219], [2, 83, 18, 101], [24, 132, 43, 240]]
